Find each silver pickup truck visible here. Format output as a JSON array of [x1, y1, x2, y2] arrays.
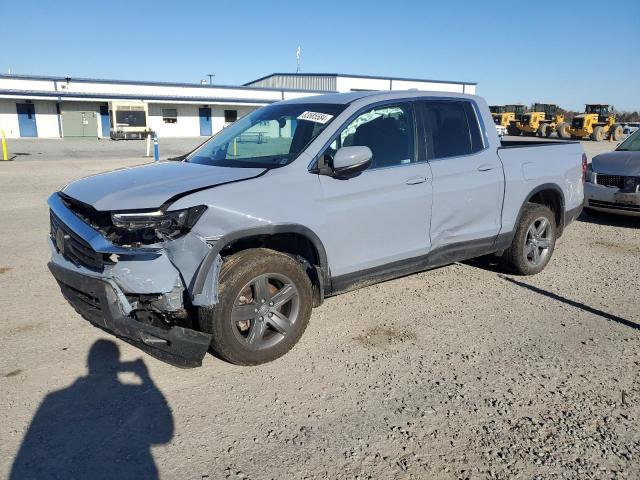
[[47, 91, 585, 367]]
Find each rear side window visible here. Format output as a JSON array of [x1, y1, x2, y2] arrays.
[[421, 100, 484, 159], [463, 102, 484, 152]]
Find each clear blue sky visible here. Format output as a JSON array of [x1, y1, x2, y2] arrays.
[[3, 0, 639, 111]]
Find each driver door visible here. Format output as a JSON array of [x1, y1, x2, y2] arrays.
[[316, 102, 433, 278]]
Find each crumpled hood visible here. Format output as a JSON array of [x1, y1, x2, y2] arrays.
[[62, 161, 266, 211], [592, 151, 640, 176]]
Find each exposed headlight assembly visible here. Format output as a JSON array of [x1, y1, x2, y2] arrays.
[[111, 205, 207, 241]]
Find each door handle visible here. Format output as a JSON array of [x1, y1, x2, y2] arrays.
[[477, 164, 495, 172], [406, 176, 427, 185]]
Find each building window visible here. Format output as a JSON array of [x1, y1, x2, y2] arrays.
[[162, 108, 178, 124], [224, 110, 238, 123]]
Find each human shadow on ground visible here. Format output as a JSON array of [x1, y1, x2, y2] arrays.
[[10, 340, 173, 480]]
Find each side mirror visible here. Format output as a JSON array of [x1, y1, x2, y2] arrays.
[[332, 146, 372, 178]]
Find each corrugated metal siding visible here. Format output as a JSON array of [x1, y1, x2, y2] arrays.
[[249, 75, 337, 92]]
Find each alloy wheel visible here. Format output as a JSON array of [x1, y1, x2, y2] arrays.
[[524, 216, 552, 266], [230, 273, 300, 350]]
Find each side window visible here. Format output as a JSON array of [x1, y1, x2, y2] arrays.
[[422, 100, 483, 159], [324, 104, 415, 169], [463, 102, 485, 153]]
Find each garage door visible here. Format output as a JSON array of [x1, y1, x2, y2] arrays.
[[61, 110, 98, 137]]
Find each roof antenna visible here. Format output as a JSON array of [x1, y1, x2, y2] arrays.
[[296, 46, 301, 73]]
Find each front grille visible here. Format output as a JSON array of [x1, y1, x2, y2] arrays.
[[596, 174, 625, 189], [50, 211, 105, 271]]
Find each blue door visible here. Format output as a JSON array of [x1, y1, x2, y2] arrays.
[[199, 108, 212, 136], [99, 105, 111, 138], [17, 103, 38, 137]]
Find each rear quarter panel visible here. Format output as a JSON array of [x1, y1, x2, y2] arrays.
[[497, 142, 585, 233]]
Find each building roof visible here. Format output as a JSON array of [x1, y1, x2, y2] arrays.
[[0, 89, 284, 105], [245, 72, 477, 86], [0, 73, 333, 94]]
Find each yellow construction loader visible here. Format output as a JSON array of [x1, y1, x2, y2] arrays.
[[505, 104, 526, 136], [567, 104, 623, 141], [517, 103, 570, 138], [489, 105, 515, 128]]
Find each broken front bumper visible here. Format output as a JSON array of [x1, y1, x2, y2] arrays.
[[47, 192, 221, 368], [49, 261, 212, 368]]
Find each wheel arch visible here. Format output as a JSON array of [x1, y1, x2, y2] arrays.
[[192, 225, 330, 307], [517, 183, 566, 236]]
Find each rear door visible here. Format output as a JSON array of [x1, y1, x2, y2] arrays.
[[317, 102, 433, 277], [419, 100, 503, 248]]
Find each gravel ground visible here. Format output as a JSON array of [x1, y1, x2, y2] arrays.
[[0, 139, 638, 479]]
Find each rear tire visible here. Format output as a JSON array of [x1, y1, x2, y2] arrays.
[[591, 126, 604, 141], [538, 124, 549, 137], [501, 204, 556, 275], [507, 123, 521, 136], [609, 124, 622, 141], [556, 122, 571, 139], [198, 248, 313, 365]]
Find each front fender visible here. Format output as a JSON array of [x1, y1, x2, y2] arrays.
[[190, 224, 330, 305]]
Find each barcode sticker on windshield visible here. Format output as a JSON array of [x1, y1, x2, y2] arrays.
[[297, 111, 334, 124]]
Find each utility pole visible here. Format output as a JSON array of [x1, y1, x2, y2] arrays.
[[207, 74, 215, 85]]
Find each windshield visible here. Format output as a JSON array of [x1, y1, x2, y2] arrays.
[[616, 129, 640, 151], [187, 102, 346, 168], [585, 105, 610, 116]]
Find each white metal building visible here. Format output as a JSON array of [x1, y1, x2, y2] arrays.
[[0, 73, 476, 139], [245, 73, 476, 95]]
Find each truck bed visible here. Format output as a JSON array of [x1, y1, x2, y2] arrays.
[[496, 139, 585, 236]]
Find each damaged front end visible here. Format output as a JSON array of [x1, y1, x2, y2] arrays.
[[47, 193, 221, 368]]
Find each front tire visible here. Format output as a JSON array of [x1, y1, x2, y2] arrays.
[[556, 122, 570, 139], [198, 248, 313, 365], [501, 204, 556, 275], [609, 124, 622, 141], [591, 125, 604, 141]]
